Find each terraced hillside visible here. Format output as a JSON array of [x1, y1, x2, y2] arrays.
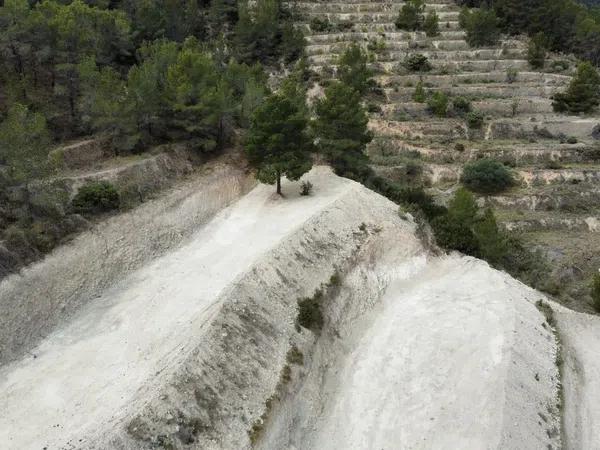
[[294, 0, 600, 311]]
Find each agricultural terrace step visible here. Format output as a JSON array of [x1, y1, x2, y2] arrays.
[[370, 118, 466, 139], [308, 48, 527, 64], [378, 98, 555, 119], [298, 21, 461, 34], [374, 162, 600, 186], [485, 184, 600, 212], [306, 41, 412, 55], [305, 39, 524, 56], [298, 11, 460, 23], [372, 162, 460, 184], [291, 2, 459, 13], [487, 117, 600, 141], [501, 215, 600, 233], [304, 30, 466, 44], [517, 168, 600, 186], [292, 0, 456, 3], [368, 139, 594, 165], [309, 60, 530, 74], [384, 84, 559, 101], [376, 72, 571, 88]]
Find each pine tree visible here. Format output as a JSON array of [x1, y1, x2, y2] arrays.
[[313, 82, 372, 178], [423, 11, 440, 37], [413, 80, 426, 103], [166, 38, 233, 150], [447, 187, 478, 226], [473, 208, 507, 265], [127, 40, 179, 145], [431, 188, 480, 255], [395, 0, 425, 31], [245, 93, 313, 195], [337, 43, 373, 96], [553, 62, 600, 114], [0, 103, 51, 184], [463, 8, 500, 47], [77, 57, 136, 152], [527, 33, 547, 69]]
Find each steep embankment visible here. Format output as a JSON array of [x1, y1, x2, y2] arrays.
[[1, 167, 587, 449], [261, 256, 562, 450], [0, 159, 255, 366]]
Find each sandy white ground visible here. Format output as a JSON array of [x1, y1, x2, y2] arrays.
[[0, 167, 352, 450], [557, 309, 600, 449], [1, 166, 598, 450], [302, 255, 561, 450]]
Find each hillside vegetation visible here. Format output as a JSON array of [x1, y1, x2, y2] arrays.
[[2, 0, 600, 308], [295, 0, 600, 312]]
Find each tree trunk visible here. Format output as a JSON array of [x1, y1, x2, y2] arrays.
[[276, 172, 282, 196]]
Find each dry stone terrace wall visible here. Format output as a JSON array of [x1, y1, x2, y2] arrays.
[[293, 0, 600, 309]]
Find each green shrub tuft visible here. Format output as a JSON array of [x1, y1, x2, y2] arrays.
[[403, 54, 432, 72], [427, 91, 449, 117], [466, 110, 484, 129], [413, 81, 426, 103], [423, 11, 440, 37], [297, 291, 324, 331], [461, 158, 514, 194], [300, 180, 313, 196], [395, 0, 425, 31], [452, 96, 471, 115], [72, 181, 120, 213]]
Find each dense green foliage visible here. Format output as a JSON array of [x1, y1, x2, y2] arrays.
[[395, 0, 425, 31], [245, 86, 313, 194], [527, 33, 548, 69], [404, 54, 432, 72], [427, 92, 449, 117], [78, 38, 269, 152], [0, 103, 51, 185], [553, 62, 600, 113], [423, 11, 440, 36], [452, 96, 472, 115], [432, 188, 480, 255], [337, 44, 374, 96], [460, 0, 600, 65], [72, 181, 120, 213], [465, 110, 484, 129], [297, 290, 324, 331], [313, 82, 372, 178], [461, 159, 515, 194], [460, 7, 501, 47], [235, 0, 304, 65], [413, 81, 427, 103], [0, 0, 303, 147], [432, 188, 549, 289]]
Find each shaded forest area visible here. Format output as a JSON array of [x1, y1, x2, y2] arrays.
[[459, 0, 600, 65], [0, 0, 303, 158]]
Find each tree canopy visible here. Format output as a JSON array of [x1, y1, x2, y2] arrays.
[[0, 103, 51, 185], [313, 82, 372, 178], [245, 90, 313, 194], [553, 61, 600, 113]]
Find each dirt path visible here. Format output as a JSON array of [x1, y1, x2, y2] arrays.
[[0, 167, 352, 450]]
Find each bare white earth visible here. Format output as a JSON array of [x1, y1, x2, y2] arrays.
[[0, 166, 597, 449], [0, 168, 352, 449], [556, 308, 600, 449], [265, 255, 562, 450]]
